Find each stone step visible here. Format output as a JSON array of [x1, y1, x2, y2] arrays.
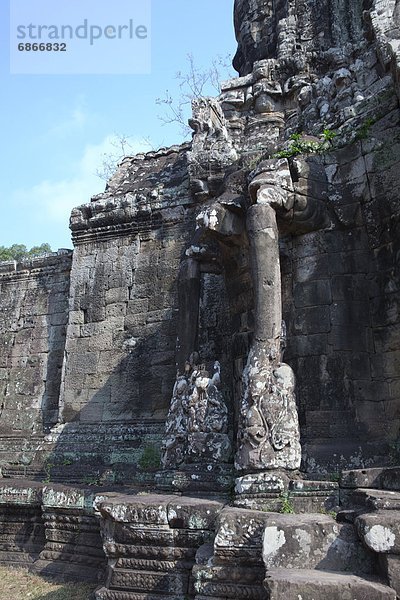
[[262, 512, 375, 574], [264, 568, 396, 599], [192, 564, 265, 598], [95, 589, 182, 600], [356, 510, 400, 554], [342, 488, 400, 511], [341, 467, 400, 491]]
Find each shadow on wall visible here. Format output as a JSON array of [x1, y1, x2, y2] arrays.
[[282, 152, 400, 472], [0, 253, 71, 476], [36, 326, 174, 487], [35, 245, 236, 487], [40, 272, 70, 433]]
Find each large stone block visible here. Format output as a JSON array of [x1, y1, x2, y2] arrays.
[[264, 568, 396, 600], [345, 488, 400, 511], [294, 280, 332, 307], [262, 513, 375, 574], [379, 554, 400, 597], [356, 511, 400, 555], [213, 508, 274, 566]]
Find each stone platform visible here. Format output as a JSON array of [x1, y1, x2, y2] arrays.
[[0, 479, 107, 583], [94, 494, 225, 599], [264, 569, 396, 600], [0, 468, 398, 599]]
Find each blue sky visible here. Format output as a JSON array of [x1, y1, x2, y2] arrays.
[[0, 0, 236, 250]]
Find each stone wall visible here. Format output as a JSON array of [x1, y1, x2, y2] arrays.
[[0, 252, 72, 474], [0, 1, 400, 597], [0, 0, 400, 481], [44, 144, 202, 484], [182, 0, 400, 474], [65, 144, 192, 423], [285, 116, 400, 472]]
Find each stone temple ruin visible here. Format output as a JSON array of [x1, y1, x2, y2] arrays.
[[1, 0, 400, 597]]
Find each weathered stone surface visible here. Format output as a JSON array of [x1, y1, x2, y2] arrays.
[[0, 504, 45, 568], [235, 471, 288, 495], [193, 563, 265, 599], [2, 1, 400, 596], [107, 568, 188, 594], [235, 343, 301, 471], [32, 483, 106, 583], [262, 513, 375, 574], [155, 463, 233, 494], [96, 590, 184, 600], [0, 479, 106, 582], [0, 0, 400, 482], [97, 493, 224, 599], [0, 479, 45, 568], [0, 252, 71, 447], [0, 0, 400, 487], [166, 497, 225, 530], [213, 507, 273, 566], [264, 568, 396, 600], [356, 511, 400, 555], [97, 494, 224, 528], [162, 359, 231, 469], [11, 421, 166, 487], [341, 468, 400, 491], [379, 554, 400, 598], [233, 475, 339, 513], [344, 488, 400, 511]]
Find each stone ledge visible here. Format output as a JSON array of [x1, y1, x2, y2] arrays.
[[96, 493, 225, 529], [356, 510, 400, 555], [0, 250, 72, 278], [343, 488, 400, 511], [341, 467, 400, 490], [264, 568, 396, 600]]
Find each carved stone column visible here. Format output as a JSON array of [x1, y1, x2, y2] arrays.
[[235, 165, 302, 472]]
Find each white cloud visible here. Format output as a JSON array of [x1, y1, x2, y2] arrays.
[[46, 97, 89, 139], [12, 135, 152, 223]]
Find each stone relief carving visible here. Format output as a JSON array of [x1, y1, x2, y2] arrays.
[[161, 356, 231, 468], [235, 342, 301, 471], [234, 163, 302, 471], [163, 146, 330, 473], [161, 0, 359, 476]]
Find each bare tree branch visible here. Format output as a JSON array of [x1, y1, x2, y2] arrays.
[[156, 53, 234, 138], [95, 134, 155, 181]]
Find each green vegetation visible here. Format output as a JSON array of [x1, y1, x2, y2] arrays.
[[82, 474, 101, 486], [354, 116, 377, 141], [138, 444, 161, 470], [321, 128, 337, 142], [0, 566, 96, 599], [274, 129, 336, 159], [319, 508, 338, 519], [279, 492, 295, 514], [0, 243, 52, 262], [43, 461, 54, 484]]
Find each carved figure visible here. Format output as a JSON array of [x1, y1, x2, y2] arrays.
[[161, 359, 231, 468]]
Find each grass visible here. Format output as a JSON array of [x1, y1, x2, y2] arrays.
[[279, 492, 295, 514], [0, 566, 96, 599]]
